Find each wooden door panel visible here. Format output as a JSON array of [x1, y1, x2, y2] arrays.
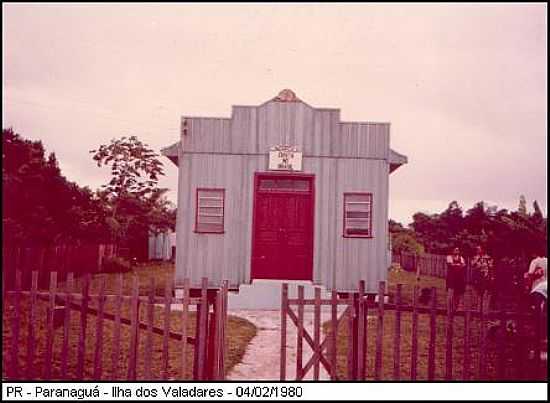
[[252, 175, 314, 281]]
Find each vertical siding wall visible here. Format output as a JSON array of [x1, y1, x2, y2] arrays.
[[175, 100, 392, 293]]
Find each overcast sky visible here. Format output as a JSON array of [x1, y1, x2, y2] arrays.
[[2, 3, 547, 224]]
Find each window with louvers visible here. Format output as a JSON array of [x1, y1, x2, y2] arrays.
[[195, 189, 225, 233], [343, 193, 373, 238]]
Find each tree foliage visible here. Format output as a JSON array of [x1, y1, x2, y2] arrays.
[[405, 198, 547, 260], [90, 136, 164, 197], [90, 136, 175, 250], [2, 128, 108, 246], [2, 129, 176, 255], [388, 219, 425, 255]]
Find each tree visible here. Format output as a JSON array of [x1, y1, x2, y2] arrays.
[[90, 136, 174, 250], [2, 128, 109, 246], [391, 232, 425, 255], [91, 136, 164, 197], [405, 198, 547, 263], [389, 219, 425, 255]]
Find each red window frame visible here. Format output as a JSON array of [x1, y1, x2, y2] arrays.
[[343, 192, 373, 238], [194, 188, 225, 234]]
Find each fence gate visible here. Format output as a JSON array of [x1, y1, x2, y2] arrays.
[[280, 281, 547, 381], [279, 283, 365, 381]]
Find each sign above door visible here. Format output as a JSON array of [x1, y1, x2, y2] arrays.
[[268, 145, 303, 171]]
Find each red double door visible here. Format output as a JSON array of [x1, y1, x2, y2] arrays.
[[251, 173, 314, 281]]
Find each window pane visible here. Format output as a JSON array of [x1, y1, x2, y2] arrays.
[[196, 189, 224, 233], [292, 180, 310, 191], [259, 179, 276, 190], [199, 199, 223, 208], [344, 193, 372, 237], [346, 194, 369, 203], [346, 203, 370, 212], [346, 211, 369, 219], [199, 207, 223, 215], [346, 228, 370, 236], [196, 222, 223, 233], [258, 178, 310, 192], [346, 219, 370, 228]]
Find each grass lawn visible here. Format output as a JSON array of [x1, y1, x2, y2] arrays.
[[2, 262, 257, 380], [323, 266, 544, 381]]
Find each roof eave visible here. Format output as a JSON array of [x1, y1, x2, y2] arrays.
[[161, 141, 180, 167], [389, 148, 408, 174]]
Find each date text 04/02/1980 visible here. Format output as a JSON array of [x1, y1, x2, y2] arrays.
[[234, 386, 303, 398]]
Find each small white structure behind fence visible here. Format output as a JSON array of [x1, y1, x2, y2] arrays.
[[148, 231, 175, 261]]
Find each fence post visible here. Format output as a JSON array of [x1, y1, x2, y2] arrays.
[[428, 287, 437, 380], [111, 273, 123, 380], [97, 244, 104, 272], [330, 290, 338, 380], [161, 275, 172, 380], [478, 294, 487, 380], [410, 286, 418, 380], [127, 275, 140, 380], [346, 291, 355, 380], [393, 284, 402, 380], [463, 288, 471, 380], [10, 269, 22, 379], [26, 271, 39, 379], [374, 281, 385, 380], [180, 278, 190, 380], [206, 300, 217, 380], [196, 278, 209, 380], [44, 271, 58, 379], [218, 280, 229, 380], [357, 280, 366, 381], [313, 287, 321, 380], [445, 294, 454, 380], [297, 285, 305, 380], [212, 288, 222, 380], [144, 277, 155, 380], [61, 272, 74, 379], [93, 276, 106, 380], [533, 302, 542, 379], [280, 283, 288, 381], [77, 273, 90, 379]]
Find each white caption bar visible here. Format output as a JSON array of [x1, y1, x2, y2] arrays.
[[2, 382, 547, 401]]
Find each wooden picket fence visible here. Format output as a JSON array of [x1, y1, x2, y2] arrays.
[[2, 244, 117, 291], [393, 251, 527, 299], [281, 281, 547, 381], [2, 270, 228, 381], [395, 251, 450, 278]]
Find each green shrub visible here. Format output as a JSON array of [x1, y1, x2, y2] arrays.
[[101, 256, 132, 273]]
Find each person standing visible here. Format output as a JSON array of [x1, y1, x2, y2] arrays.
[[446, 247, 466, 313], [525, 255, 547, 293], [524, 255, 547, 362], [471, 245, 495, 311], [524, 255, 547, 314]]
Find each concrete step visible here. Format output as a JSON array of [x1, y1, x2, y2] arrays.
[[228, 279, 331, 311], [227, 279, 389, 311]]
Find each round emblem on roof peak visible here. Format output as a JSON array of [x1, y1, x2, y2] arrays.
[[274, 89, 299, 102]]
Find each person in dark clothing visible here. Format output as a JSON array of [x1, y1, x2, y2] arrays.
[[471, 245, 495, 311], [446, 247, 466, 313]]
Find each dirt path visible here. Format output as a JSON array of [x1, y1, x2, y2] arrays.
[[227, 309, 333, 380]]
